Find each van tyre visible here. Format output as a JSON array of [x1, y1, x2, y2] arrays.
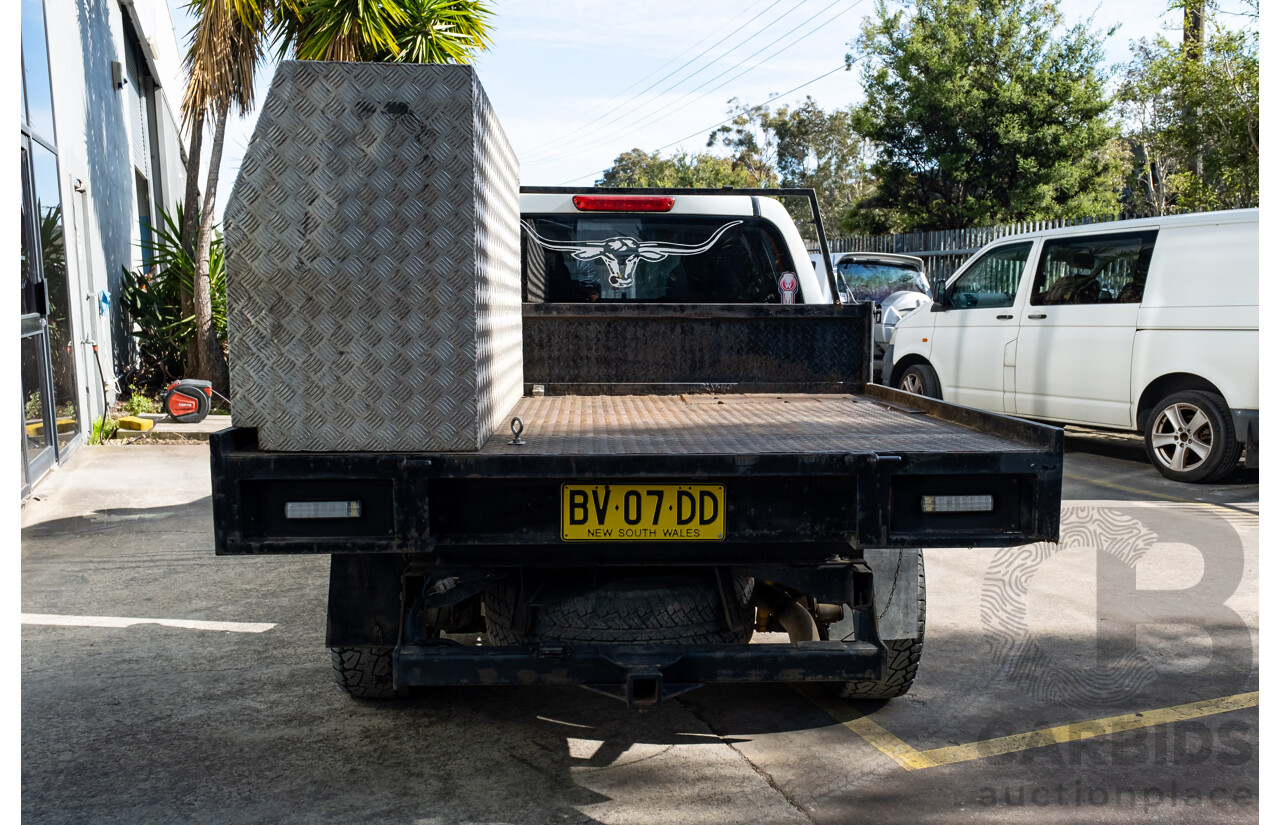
[[1145, 391, 1241, 483], [835, 549, 925, 700], [897, 364, 941, 399], [484, 576, 754, 645], [330, 646, 408, 699]]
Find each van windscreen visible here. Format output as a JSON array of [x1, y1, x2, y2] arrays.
[[521, 215, 798, 303]]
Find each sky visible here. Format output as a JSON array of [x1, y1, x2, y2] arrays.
[[162, 0, 1258, 217]]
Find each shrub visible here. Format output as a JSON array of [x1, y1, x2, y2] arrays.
[[122, 390, 160, 417], [90, 417, 119, 444], [119, 204, 227, 388]]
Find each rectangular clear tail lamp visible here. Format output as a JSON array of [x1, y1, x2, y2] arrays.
[[285, 500, 363, 519], [920, 494, 994, 513]]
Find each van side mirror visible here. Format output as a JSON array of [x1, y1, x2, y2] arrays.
[[930, 300, 947, 313]]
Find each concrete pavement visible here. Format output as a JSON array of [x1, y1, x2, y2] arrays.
[[21, 438, 1258, 824]]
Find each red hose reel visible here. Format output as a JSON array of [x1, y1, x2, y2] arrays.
[[161, 379, 213, 424]]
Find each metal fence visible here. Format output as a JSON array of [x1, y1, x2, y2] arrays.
[[815, 208, 1221, 293]]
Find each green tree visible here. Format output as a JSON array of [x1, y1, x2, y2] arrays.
[[1116, 1, 1258, 212], [177, 0, 494, 394], [849, 0, 1124, 232], [120, 204, 227, 385], [709, 97, 875, 237], [597, 149, 775, 188]]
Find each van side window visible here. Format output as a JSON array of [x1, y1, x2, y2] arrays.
[[945, 242, 1033, 309], [1031, 230, 1158, 306]]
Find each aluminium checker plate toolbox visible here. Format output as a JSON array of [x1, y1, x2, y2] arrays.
[[224, 61, 522, 452]]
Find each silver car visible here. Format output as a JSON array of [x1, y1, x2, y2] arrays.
[[811, 252, 932, 382]]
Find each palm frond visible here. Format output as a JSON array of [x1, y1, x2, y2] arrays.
[[390, 0, 493, 64], [284, 0, 408, 61], [181, 0, 266, 125], [120, 203, 227, 383]]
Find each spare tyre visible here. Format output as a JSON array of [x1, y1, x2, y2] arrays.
[[484, 575, 754, 645]]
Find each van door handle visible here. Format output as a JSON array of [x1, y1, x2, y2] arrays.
[[996, 314, 1013, 320], [1027, 313, 1047, 320]]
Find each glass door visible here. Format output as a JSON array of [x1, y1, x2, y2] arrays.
[[20, 141, 57, 490], [21, 0, 79, 496]]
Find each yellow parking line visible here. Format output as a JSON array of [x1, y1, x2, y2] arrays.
[[798, 688, 931, 770], [801, 687, 1258, 771]]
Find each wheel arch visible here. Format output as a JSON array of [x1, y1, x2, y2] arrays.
[[888, 353, 936, 390], [1136, 373, 1225, 432]]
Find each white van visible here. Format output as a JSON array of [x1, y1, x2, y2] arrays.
[[885, 209, 1258, 483]]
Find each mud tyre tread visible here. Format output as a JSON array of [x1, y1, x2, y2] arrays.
[[330, 646, 408, 699], [835, 549, 925, 700]]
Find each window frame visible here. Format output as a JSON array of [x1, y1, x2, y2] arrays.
[[1028, 229, 1160, 307], [943, 241, 1035, 310]]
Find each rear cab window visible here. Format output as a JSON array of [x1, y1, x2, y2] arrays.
[[521, 215, 801, 304]]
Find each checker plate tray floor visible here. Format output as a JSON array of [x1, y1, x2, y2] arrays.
[[480, 394, 1036, 456]]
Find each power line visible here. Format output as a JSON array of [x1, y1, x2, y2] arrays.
[[522, 0, 812, 164], [553, 61, 852, 186], [532, 0, 861, 169], [521, 0, 783, 156], [612, 0, 861, 146]]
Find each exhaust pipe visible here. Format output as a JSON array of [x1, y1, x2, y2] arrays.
[[752, 582, 819, 642]]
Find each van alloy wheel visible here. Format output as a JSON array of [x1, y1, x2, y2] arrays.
[[1143, 391, 1240, 483], [1150, 402, 1214, 473], [896, 364, 941, 399]]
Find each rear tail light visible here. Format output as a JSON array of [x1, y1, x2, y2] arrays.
[[921, 494, 994, 513], [285, 501, 363, 519], [572, 195, 675, 212]]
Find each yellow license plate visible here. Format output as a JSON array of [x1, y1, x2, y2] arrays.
[[561, 484, 725, 541]]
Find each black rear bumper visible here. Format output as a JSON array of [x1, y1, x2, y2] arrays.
[[394, 639, 882, 707]]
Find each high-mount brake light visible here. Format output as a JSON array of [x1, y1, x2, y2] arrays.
[[572, 195, 675, 212]]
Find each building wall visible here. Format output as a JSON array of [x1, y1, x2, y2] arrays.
[[21, 0, 188, 493], [47, 0, 188, 376]]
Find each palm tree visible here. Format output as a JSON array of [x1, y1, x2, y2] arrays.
[[278, 0, 494, 62], [180, 0, 264, 395], [177, 0, 493, 395]]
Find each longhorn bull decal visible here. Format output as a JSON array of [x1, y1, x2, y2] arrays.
[[521, 219, 743, 289]]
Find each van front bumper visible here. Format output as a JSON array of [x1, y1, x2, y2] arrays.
[[1231, 409, 1258, 468], [879, 343, 894, 385]]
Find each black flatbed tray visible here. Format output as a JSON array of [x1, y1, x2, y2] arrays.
[[212, 385, 1063, 556]]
